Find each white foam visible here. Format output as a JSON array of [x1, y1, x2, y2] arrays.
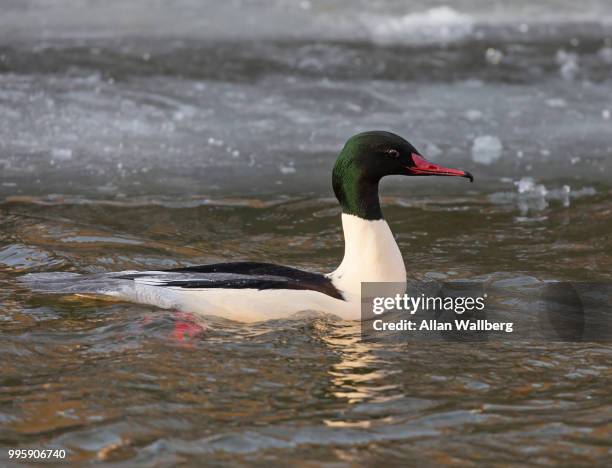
[[364, 7, 474, 45]]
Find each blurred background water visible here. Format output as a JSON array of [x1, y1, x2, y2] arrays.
[[1, 1, 611, 465]]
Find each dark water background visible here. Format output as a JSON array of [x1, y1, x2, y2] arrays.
[[1, 0, 612, 465]]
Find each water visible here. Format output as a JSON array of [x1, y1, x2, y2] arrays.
[[1, 1, 612, 465]]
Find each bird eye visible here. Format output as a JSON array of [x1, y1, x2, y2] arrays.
[[387, 149, 399, 158]]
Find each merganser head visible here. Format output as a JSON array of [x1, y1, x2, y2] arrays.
[[333, 131, 473, 220]]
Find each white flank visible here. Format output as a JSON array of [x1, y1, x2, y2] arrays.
[[121, 286, 354, 322], [119, 213, 408, 321]]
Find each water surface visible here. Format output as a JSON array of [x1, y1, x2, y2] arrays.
[[1, 0, 612, 465]]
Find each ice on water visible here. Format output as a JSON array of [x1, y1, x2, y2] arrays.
[[488, 176, 596, 215], [0, 1, 611, 200], [471, 136, 503, 165]]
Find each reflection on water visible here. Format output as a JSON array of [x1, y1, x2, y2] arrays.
[[1, 195, 611, 465]]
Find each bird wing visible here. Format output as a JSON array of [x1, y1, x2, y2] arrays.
[[117, 262, 344, 300]]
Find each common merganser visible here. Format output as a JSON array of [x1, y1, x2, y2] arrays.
[[22, 131, 473, 322]]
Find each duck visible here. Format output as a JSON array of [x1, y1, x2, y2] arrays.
[[22, 131, 473, 322]]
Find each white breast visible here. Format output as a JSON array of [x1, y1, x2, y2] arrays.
[[328, 213, 407, 300]]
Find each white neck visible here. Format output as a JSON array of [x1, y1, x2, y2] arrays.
[[329, 213, 407, 297]]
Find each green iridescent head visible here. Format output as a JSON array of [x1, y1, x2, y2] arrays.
[[332, 131, 473, 220]]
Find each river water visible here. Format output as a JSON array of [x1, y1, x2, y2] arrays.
[[1, 0, 612, 465]]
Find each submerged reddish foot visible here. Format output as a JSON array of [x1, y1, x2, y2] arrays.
[[172, 311, 207, 342]]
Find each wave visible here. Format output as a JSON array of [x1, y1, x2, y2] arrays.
[[362, 7, 475, 45], [2, 2, 612, 45]]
